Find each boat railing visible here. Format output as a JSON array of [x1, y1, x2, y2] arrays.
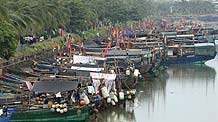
[[0, 49, 55, 69]]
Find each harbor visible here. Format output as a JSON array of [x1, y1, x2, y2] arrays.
[[1, 0, 218, 122], [1, 16, 218, 121]]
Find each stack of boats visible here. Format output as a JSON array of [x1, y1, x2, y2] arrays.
[[0, 53, 140, 121], [161, 27, 217, 64], [1, 18, 218, 122]]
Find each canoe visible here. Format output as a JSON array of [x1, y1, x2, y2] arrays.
[[10, 106, 90, 122], [0, 76, 23, 84], [35, 64, 59, 74], [7, 68, 40, 77], [0, 81, 20, 89], [3, 73, 23, 81], [0, 85, 22, 93]]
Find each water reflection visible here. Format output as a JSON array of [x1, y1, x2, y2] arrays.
[[95, 64, 217, 122]]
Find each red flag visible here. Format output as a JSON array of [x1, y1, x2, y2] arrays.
[[181, 18, 185, 26], [78, 36, 83, 48], [143, 21, 146, 30], [116, 27, 119, 47], [192, 28, 195, 35], [164, 20, 168, 30], [58, 44, 60, 51], [102, 42, 111, 57], [149, 19, 153, 30], [67, 39, 72, 57], [61, 28, 65, 37], [123, 35, 127, 49], [52, 38, 55, 48], [176, 27, 179, 33], [112, 28, 116, 37]]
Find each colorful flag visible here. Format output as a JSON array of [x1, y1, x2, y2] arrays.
[[61, 28, 65, 37], [176, 27, 179, 33], [102, 42, 111, 57], [192, 28, 195, 34], [116, 27, 119, 47], [52, 38, 55, 48], [58, 44, 60, 51], [181, 18, 185, 26], [149, 19, 153, 30]]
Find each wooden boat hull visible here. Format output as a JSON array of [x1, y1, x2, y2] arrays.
[[134, 63, 153, 74], [0, 76, 23, 84], [10, 106, 90, 122], [7, 68, 40, 77]]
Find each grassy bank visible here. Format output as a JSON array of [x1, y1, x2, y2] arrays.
[[82, 27, 107, 39], [13, 27, 107, 58], [14, 37, 65, 57]]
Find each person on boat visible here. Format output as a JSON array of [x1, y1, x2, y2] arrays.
[[2, 106, 7, 116], [77, 81, 82, 89], [70, 90, 76, 105], [43, 98, 48, 109], [55, 92, 62, 103], [74, 89, 80, 103], [0, 108, 3, 117]]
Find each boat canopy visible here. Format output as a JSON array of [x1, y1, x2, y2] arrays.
[[31, 80, 79, 93], [180, 43, 215, 48], [161, 32, 177, 36], [136, 37, 147, 41], [176, 34, 194, 38], [194, 43, 214, 47], [71, 65, 104, 72], [90, 72, 116, 81], [73, 55, 106, 64]]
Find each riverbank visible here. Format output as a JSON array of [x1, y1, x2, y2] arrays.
[[14, 27, 107, 57]]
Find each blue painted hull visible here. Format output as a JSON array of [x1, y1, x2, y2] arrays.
[[163, 55, 216, 64], [0, 108, 16, 122], [36, 64, 58, 73], [0, 114, 11, 122]]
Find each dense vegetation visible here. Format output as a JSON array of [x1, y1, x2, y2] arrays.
[[0, 0, 216, 59]]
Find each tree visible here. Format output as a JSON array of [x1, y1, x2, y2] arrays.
[[0, 21, 17, 59]]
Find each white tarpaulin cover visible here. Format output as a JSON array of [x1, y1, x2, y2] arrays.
[[73, 55, 95, 64], [90, 72, 117, 94], [73, 55, 106, 64], [90, 72, 116, 80], [71, 66, 104, 72]]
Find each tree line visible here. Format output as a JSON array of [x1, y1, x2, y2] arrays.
[[0, 0, 216, 59]]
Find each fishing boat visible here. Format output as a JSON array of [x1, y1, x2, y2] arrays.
[[8, 78, 91, 122], [10, 106, 90, 122], [0, 108, 16, 122], [84, 47, 150, 57], [58, 55, 106, 77], [33, 62, 59, 74], [164, 43, 216, 64], [0, 76, 21, 84], [7, 68, 40, 77]]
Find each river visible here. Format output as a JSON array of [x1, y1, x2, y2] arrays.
[[94, 62, 218, 122]]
